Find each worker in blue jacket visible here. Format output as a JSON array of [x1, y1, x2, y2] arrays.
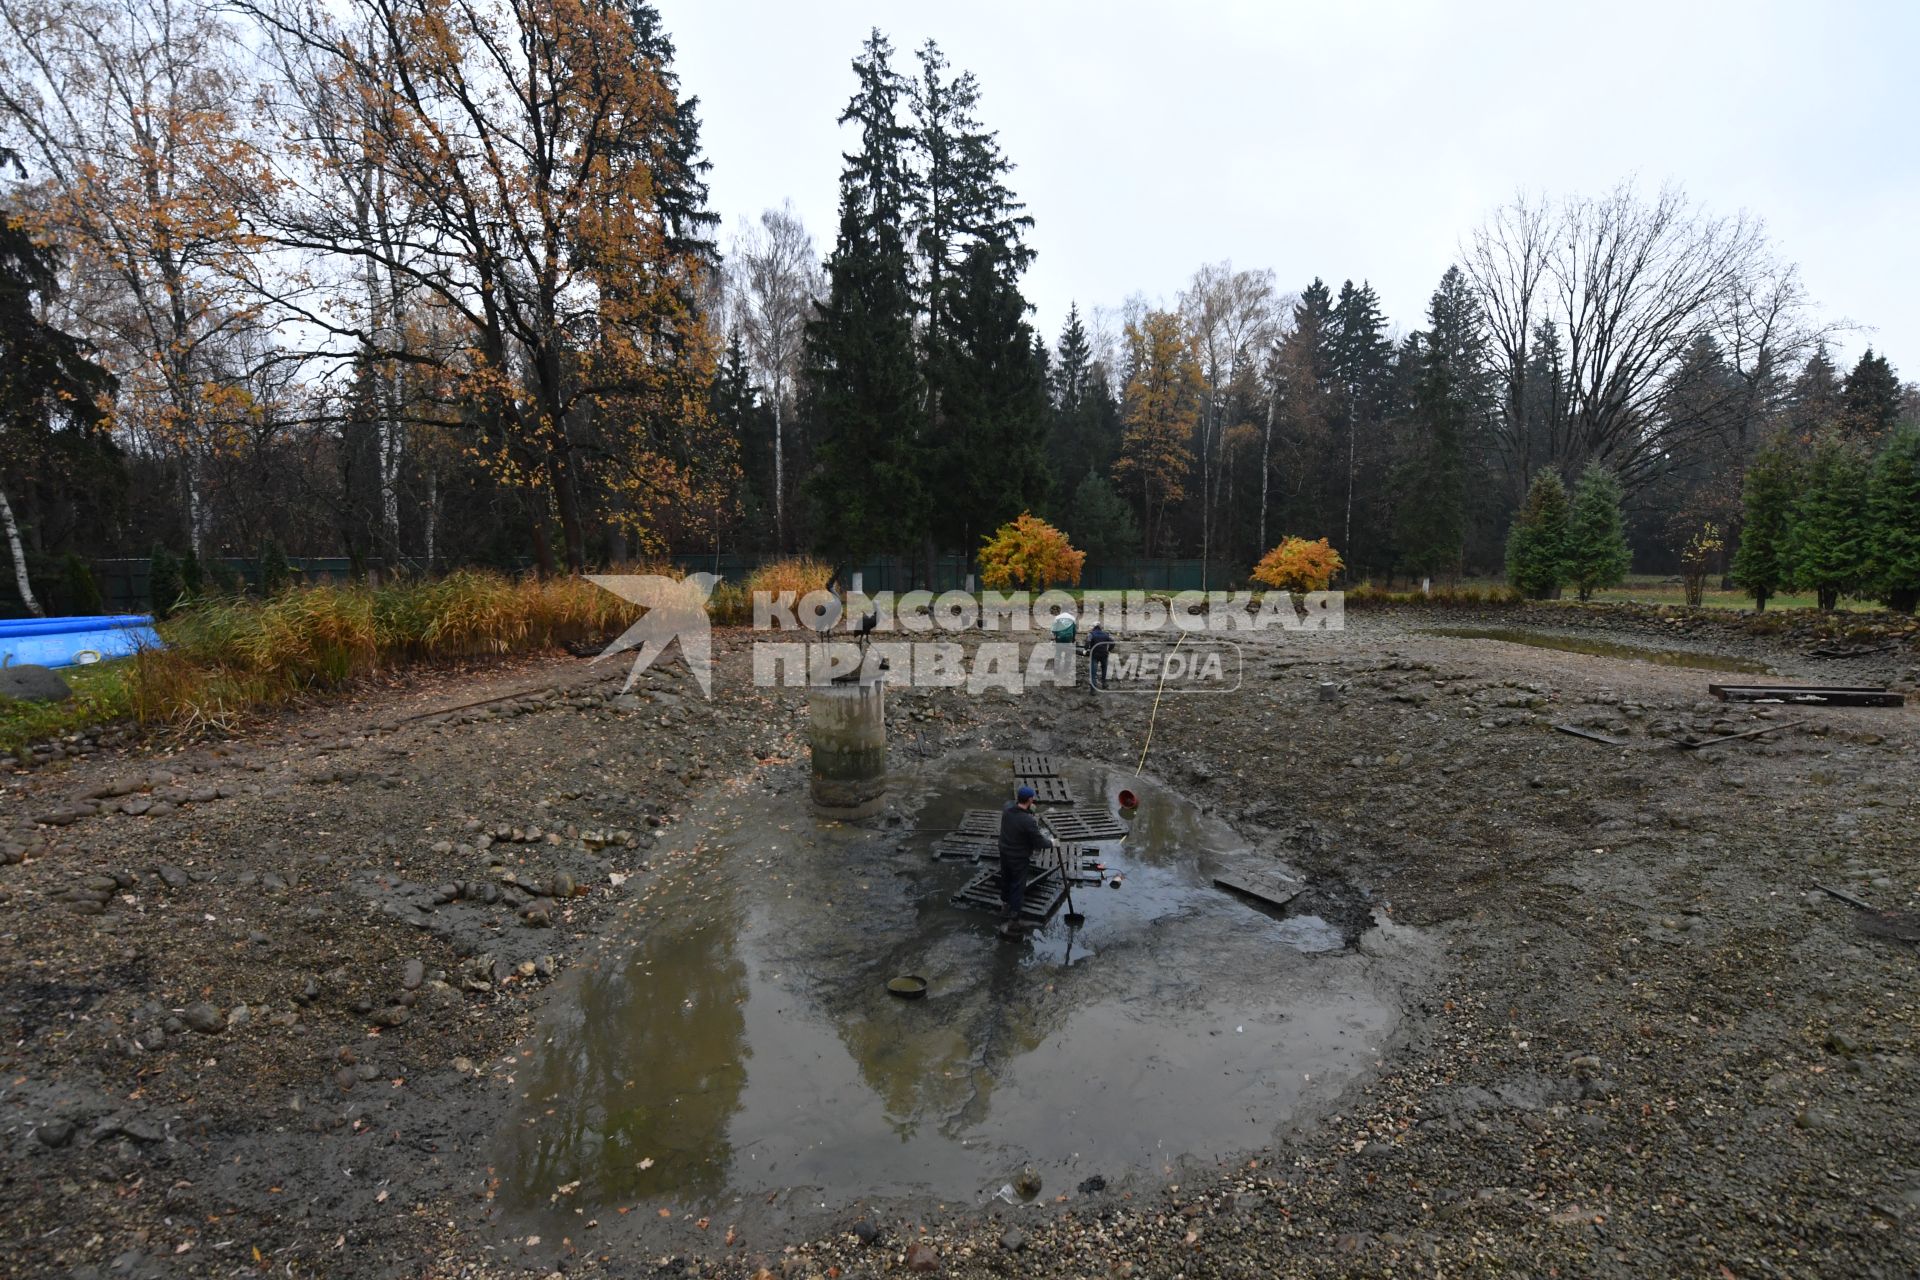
[[996, 785, 1054, 937]]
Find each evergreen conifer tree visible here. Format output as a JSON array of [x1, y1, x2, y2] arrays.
[[710, 334, 769, 543], [927, 241, 1051, 553], [802, 31, 925, 559], [1069, 468, 1139, 563], [1393, 268, 1486, 583], [1329, 280, 1394, 565], [1563, 463, 1631, 601], [1730, 434, 1800, 611], [1787, 345, 1843, 436], [623, 1, 719, 267], [1866, 423, 1920, 613], [1504, 469, 1571, 599], [61, 553, 103, 614], [1048, 305, 1120, 489], [905, 40, 1045, 560], [1841, 349, 1901, 439], [257, 541, 294, 596], [148, 545, 184, 620], [1786, 433, 1871, 610]]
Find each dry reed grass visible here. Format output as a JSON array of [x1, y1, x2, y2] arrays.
[[128, 571, 642, 732]]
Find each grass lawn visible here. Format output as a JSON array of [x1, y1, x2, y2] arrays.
[[1372, 575, 1891, 613], [0, 659, 133, 756], [1576, 577, 1885, 612]]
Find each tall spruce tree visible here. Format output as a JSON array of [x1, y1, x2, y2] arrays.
[[1392, 334, 1467, 581], [927, 241, 1051, 553], [1787, 345, 1843, 436], [802, 31, 925, 560], [1329, 280, 1394, 565], [1393, 267, 1486, 583], [624, 1, 720, 268], [711, 334, 769, 545], [1786, 432, 1871, 610], [1505, 469, 1571, 599], [1730, 433, 1800, 611], [1841, 349, 1901, 439], [1049, 304, 1119, 490], [1866, 423, 1920, 613], [1563, 463, 1631, 600], [1273, 279, 1338, 541], [906, 40, 1044, 563], [906, 41, 1031, 357]]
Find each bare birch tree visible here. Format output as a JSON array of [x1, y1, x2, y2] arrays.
[[1181, 261, 1273, 582], [730, 201, 821, 552], [0, 0, 267, 555]]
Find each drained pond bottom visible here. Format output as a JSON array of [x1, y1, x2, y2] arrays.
[[491, 753, 1423, 1228]]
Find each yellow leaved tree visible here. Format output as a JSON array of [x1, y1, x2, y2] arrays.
[[1252, 537, 1344, 592], [979, 513, 1086, 591]]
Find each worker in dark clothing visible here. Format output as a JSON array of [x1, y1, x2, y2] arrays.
[[1084, 623, 1115, 692], [997, 785, 1055, 936]]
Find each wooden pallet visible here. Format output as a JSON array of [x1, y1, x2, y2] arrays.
[[1214, 866, 1304, 911], [1708, 683, 1904, 707], [1010, 753, 1060, 778], [1052, 842, 1105, 884], [1043, 807, 1129, 843], [932, 835, 997, 864], [954, 809, 1002, 839], [950, 864, 1066, 923], [1024, 776, 1076, 804]]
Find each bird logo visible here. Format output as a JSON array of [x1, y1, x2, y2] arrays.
[[585, 573, 720, 697]]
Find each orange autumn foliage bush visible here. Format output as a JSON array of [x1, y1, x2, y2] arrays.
[[979, 513, 1086, 590], [1252, 537, 1345, 592]]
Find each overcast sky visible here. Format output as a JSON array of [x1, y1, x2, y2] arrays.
[[667, 0, 1917, 377]]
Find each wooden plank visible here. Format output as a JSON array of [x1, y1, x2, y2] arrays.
[[1817, 883, 1876, 911], [1709, 684, 1904, 707], [1552, 723, 1630, 747], [1214, 868, 1304, 911], [1673, 720, 1805, 751]]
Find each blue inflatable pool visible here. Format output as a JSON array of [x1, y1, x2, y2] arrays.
[[0, 614, 162, 668]]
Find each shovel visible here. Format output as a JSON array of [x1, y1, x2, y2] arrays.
[[1058, 844, 1086, 926]]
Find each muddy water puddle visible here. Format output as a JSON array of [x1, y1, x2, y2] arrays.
[[1420, 625, 1773, 673], [494, 754, 1421, 1230]]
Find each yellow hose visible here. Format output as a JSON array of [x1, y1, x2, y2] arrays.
[[1134, 629, 1188, 777]]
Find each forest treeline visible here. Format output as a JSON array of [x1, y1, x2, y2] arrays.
[[1, 0, 1914, 615]]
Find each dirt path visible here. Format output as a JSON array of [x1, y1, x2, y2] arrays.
[[1, 612, 1915, 1278]]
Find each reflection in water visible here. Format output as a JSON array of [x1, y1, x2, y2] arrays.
[[499, 910, 748, 1209]]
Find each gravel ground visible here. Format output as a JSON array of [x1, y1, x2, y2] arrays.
[[1, 608, 1915, 1279]]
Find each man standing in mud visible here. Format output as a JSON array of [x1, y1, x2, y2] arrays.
[[1084, 622, 1115, 692], [998, 785, 1054, 938]]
